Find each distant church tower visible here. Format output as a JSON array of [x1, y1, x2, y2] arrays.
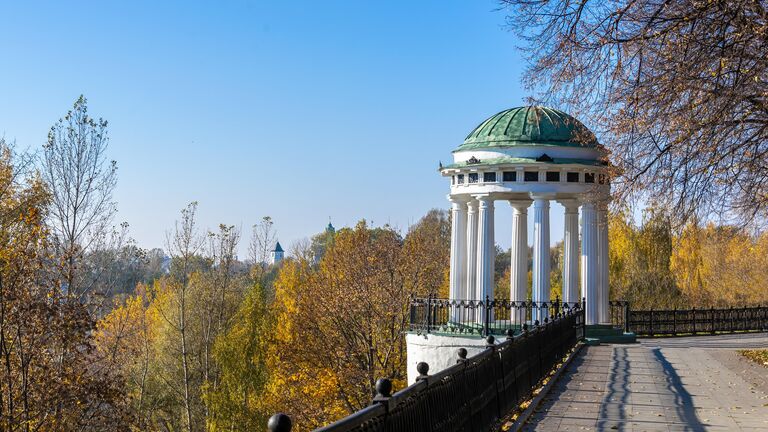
[[270, 241, 284, 265]]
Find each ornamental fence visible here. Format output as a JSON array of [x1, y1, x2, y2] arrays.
[[609, 301, 768, 336], [408, 296, 584, 336], [267, 307, 585, 432]]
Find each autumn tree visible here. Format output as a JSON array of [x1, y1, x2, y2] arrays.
[[161, 202, 206, 432], [99, 204, 252, 431], [502, 0, 768, 225], [401, 209, 451, 298], [0, 140, 130, 431], [42, 95, 121, 303], [263, 213, 451, 430], [608, 208, 680, 307], [249, 216, 277, 283], [95, 284, 159, 430], [671, 222, 768, 306]]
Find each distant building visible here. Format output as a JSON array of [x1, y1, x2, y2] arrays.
[[311, 220, 336, 264], [270, 241, 284, 265]]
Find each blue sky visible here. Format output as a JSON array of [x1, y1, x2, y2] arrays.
[[0, 1, 571, 257]]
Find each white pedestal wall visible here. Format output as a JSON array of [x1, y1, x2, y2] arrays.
[[405, 333, 500, 384]]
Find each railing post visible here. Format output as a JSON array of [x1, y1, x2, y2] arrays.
[[711, 307, 715, 334], [673, 307, 677, 336], [730, 306, 734, 333], [409, 295, 415, 333], [649, 308, 654, 336], [268, 414, 292, 432], [692, 307, 696, 334], [623, 301, 630, 334], [743, 305, 748, 331], [484, 295, 491, 337], [426, 294, 433, 334], [582, 297, 587, 339]]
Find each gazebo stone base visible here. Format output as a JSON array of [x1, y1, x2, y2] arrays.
[[585, 324, 637, 344]]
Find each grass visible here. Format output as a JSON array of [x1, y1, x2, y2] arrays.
[[739, 349, 768, 367]]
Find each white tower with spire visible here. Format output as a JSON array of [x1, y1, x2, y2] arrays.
[[270, 241, 284, 265]]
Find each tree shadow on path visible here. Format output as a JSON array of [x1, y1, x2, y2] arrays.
[[599, 347, 631, 431], [651, 347, 706, 431]]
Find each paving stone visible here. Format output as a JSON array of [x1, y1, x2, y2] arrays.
[[522, 334, 768, 431]]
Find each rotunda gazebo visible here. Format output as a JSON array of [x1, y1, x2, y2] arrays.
[[440, 106, 610, 325]]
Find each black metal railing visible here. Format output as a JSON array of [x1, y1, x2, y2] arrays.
[[409, 296, 584, 336], [608, 301, 630, 333], [629, 305, 768, 336], [268, 307, 585, 432], [609, 301, 768, 336]]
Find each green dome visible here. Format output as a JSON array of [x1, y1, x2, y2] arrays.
[[457, 106, 598, 151]]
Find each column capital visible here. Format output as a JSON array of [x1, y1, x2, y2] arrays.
[[472, 193, 494, 202], [508, 199, 532, 211], [557, 199, 580, 213], [447, 194, 469, 204]]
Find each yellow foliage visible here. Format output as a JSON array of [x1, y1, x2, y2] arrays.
[[672, 223, 768, 306], [261, 215, 449, 430]]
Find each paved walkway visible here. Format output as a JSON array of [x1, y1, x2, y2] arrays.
[[522, 333, 768, 431]]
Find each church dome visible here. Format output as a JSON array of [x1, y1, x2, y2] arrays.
[[456, 106, 598, 152]]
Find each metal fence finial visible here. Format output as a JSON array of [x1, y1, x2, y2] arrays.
[[372, 378, 395, 411], [267, 413, 292, 432], [457, 347, 468, 363], [485, 334, 495, 348], [416, 362, 429, 381]]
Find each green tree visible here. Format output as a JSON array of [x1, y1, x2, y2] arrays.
[[203, 283, 271, 431]]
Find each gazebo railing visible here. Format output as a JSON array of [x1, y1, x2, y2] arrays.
[[268, 306, 585, 432], [409, 296, 584, 336]]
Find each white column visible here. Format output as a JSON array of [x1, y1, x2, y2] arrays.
[[448, 195, 467, 303], [465, 199, 478, 301], [559, 200, 580, 305], [581, 201, 598, 325], [532, 196, 550, 321], [475, 195, 494, 302], [597, 202, 610, 324], [488, 199, 495, 285], [509, 201, 531, 304]]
